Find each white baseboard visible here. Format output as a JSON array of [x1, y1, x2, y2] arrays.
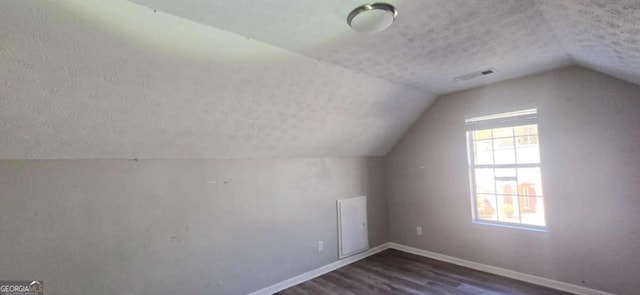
[[248, 243, 390, 295], [388, 243, 612, 295], [248, 241, 612, 295]]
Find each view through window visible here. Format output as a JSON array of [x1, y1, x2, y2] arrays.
[[466, 109, 545, 228]]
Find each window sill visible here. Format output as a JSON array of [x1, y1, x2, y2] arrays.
[[472, 221, 549, 233]]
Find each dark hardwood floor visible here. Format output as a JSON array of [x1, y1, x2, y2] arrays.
[[276, 249, 572, 295]]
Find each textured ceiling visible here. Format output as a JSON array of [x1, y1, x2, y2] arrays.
[[2, 0, 639, 159], [0, 0, 434, 159], [130, 0, 576, 94], [130, 0, 640, 92], [536, 0, 640, 86]]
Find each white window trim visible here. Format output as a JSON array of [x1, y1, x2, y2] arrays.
[[466, 109, 547, 231]]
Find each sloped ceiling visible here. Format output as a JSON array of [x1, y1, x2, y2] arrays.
[[130, 0, 640, 91], [535, 0, 640, 86], [1, 0, 639, 159], [0, 0, 434, 159], [129, 0, 575, 94]]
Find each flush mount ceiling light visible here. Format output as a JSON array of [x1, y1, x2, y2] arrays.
[[347, 3, 398, 33]]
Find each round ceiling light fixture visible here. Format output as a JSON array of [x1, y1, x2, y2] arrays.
[[347, 3, 398, 33]]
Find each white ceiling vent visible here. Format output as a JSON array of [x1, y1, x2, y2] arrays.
[[454, 68, 496, 81]]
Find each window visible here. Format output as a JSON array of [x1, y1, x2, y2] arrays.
[[466, 109, 546, 229]]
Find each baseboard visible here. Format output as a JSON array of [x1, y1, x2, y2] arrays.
[[388, 242, 612, 295], [248, 241, 612, 295], [248, 243, 390, 295]]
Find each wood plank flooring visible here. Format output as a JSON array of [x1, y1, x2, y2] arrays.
[[276, 249, 573, 295]]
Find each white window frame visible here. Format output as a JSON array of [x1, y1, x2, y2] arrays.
[[465, 109, 547, 231]]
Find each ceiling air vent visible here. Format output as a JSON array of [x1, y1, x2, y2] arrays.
[[454, 68, 496, 81]]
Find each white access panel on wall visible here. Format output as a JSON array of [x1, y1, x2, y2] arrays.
[[337, 196, 368, 259]]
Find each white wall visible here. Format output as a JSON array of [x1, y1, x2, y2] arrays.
[[385, 66, 640, 294], [0, 158, 388, 295]]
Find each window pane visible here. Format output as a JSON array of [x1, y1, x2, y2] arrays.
[[477, 194, 497, 221], [497, 194, 520, 223], [495, 168, 516, 178], [514, 124, 538, 136], [475, 169, 495, 193], [515, 135, 537, 146], [496, 180, 517, 196], [516, 136, 540, 164], [474, 140, 493, 165], [472, 129, 492, 140], [493, 137, 515, 164], [517, 167, 543, 196], [520, 197, 545, 226], [492, 127, 513, 138]]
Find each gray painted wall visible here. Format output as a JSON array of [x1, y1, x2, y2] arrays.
[[0, 158, 388, 295], [2, 66, 639, 295], [385, 66, 640, 294]]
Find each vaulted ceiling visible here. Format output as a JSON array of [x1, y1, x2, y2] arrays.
[[0, 0, 433, 159], [1, 0, 638, 159], [535, 0, 640, 86], [129, 0, 640, 92]]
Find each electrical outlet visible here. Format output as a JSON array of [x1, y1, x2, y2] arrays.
[[318, 241, 324, 252], [416, 226, 423, 236]]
